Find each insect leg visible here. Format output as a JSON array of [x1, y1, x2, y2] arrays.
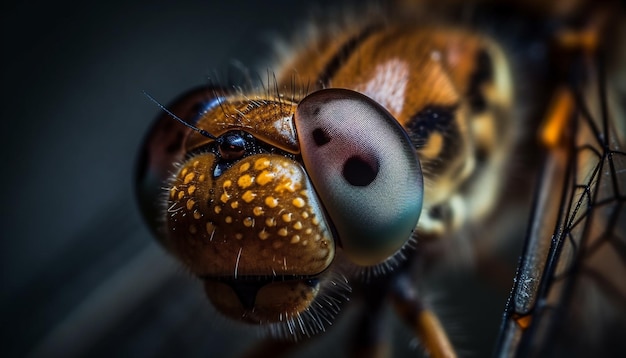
[[390, 273, 456, 358]]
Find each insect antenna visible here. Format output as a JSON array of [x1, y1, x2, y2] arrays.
[[142, 90, 216, 139]]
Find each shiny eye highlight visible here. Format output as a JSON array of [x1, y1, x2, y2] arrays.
[[294, 88, 424, 266], [217, 132, 247, 160]]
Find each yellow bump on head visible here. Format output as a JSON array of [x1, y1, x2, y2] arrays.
[[242, 190, 256, 203], [256, 170, 275, 186], [187, 185, 196, 195], [239, 162, 251, 172], [189, 225, 197, 234], [214, 206, 222, 214], [243, 217, 254, 227], [184, 172, 195, 184], [265, 196, 278, 208], [258, 230, 270, 240], [225, 216, 233, 224], [282, 213, 292, 223], [235, 233, 243, 240], [254, 157, 271, 170], [170, 187, 177, 199], [275, 180, 297, 193], [238, 174, 254, 188], [278, 228, 288, 237], [186, 199, 195, 210], [292, 197, 305, 208], [198, 174, 206, 182], [231, 201, 239, 209], [293, 221, 303, 230], [181, 168, 188, 176], [206, 222, 216, 235], [253, 206, 265, 216], [290, 235, 301, 244], [220, 193, 230, 203], [178, 191, 185, 200], [193, 210, 202, 220], [301, 211, 309, 219], [266, 217, 276, 227]]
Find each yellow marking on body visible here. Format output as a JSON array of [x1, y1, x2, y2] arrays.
[[239, 162, 251, 172], [292, 197, 305, 208], [181, 168, 188, 176], [243, 217, 254, 227], [301, 211, 309, 219], [198, 174, 206, 182], [290, 235, 301, 244], [266, 217, 276, 227], [242, 190, 256, 203], [258, 230, 270, 240], [187, 185, 196, 195], [220, 193, 230, 203], [275, 180, 297, 193], [189, 225, 197, 234], [225, 216, 233, 224], [305, 228, 312, 234], [235, 233, 243, 240], [193, 210, 202, 220], [421, 132, 444, 159], [178, 191, 185, 200], [293, 221, 303, 230], [186, 199, 195, 210], [312, 216, 319, 225], [254, 158, 271, 170], [256, 170, 275, 186], [278, 228, 288, 236], [301, 240, 308, 246], [170, 187, 177, 199], [314, 234, 321, 242], [265, 196, 278, 208], [253, 206, 264, 216], [238, 174, 254, 188], [273, 241, 283, 249], [193, 160, 200, 168], [214, 206, 222, 214], [282, 213, 292, 222], [231, 201, 239, 209], [184, 172, 195, 184], [223, 180, 232, 189]]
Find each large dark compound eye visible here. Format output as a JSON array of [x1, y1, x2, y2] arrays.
[[294, 88, 424, 266]]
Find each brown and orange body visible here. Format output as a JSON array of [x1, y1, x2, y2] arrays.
[[136, 1, 625, 357]]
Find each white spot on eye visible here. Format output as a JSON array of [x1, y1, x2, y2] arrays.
[[356, 58, 409, 116]]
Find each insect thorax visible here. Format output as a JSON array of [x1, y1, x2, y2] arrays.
[[276, 22, 515, 240]]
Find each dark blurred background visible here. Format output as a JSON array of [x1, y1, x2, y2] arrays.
[[1, 1, 508, 357]]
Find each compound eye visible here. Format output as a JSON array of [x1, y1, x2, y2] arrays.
[[294, 88, 424, 266], [218, 132, 247, 160]]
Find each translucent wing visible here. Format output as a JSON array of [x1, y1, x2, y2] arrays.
[[496, 45, 626, 356]]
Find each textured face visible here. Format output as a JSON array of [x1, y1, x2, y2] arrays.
[[167, 153, 334, 277], [137, 86, 425, 326]]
